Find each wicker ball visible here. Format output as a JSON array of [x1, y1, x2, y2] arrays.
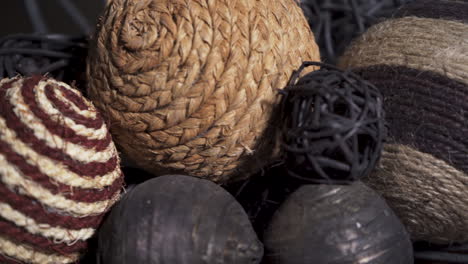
[[98, 175, 263, 264], [299, 0, 411, 64], [0, 76, 123, 264], [0, 34, 87, 87], [281, 62, 385, 184], [86, 0, 320, 184], [339, 0, 468, 243]]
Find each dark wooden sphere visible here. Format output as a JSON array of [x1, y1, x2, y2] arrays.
[[97, 175, 263, 264], [263, 182, 413, 264]]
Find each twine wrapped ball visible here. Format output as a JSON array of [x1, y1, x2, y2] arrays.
[[263, 182, 413, 264], [86, 0, 320, 183], [339, 0, 468, 243], [0, 76, 123, 263], [97, 175, 263, 264], [281, 62, 385, 184]]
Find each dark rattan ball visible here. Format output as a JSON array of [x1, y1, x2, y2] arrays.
[[300, 0, 412, 64], [280, 61, 385, 184], [0, 34, 87, 86]]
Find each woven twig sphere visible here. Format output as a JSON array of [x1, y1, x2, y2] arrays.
[[0, 34, 87, 86], [0, 76, 123, 264], [339, 0, 468, 243], [281, 62, 385, 184], [87, 0, 320, 183], [300, 0, 411, 64]]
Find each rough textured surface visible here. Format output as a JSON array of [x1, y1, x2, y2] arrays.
[[0, 76, 122, 264], [97, 175, 263, 264], [263, 182, 413, 264], [86, 0, 320, 184], [339, 2, 468, 244]]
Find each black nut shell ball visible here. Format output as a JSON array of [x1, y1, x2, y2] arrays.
[[263, 182, 413, 264], [97, 175, 263, 264]]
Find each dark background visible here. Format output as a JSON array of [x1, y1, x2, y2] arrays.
[[0, 1, 106, 36]]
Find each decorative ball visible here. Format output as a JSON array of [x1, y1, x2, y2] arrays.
[[263, 182, 413, 264], [0, 76, 123, 264], [0, 34, 88, 87], [299, 0, 411, 64], [97, 174, 263, 264], [86, 0, 320, 184], [280, 62, 385, 184], [339, 0, 468, 243]]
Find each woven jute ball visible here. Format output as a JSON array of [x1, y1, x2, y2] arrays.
[[339, 0, 468, 244], [0, 76, 123, 263], [86, 0, 320, 184]]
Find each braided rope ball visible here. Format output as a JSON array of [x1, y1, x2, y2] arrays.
[[86, 0, 320, 184], [339, 0, 468, 243], [0, 76, 123, 264], [281, 62, 385, 184]]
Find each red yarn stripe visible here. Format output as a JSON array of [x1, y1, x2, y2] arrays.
[[45, 84, 103, 129], [0, 218, 88, 254], [0, 78, 118, 177], [21, 76, 111, 151], [0, 139, 123, 202], [0, 254, 23, 264], [0, 183, 104, 229]]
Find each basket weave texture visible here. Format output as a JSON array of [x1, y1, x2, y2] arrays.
[[87, 0, 320, 183]]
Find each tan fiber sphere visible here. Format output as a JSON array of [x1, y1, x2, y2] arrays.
[[87, 0, 320, 183]]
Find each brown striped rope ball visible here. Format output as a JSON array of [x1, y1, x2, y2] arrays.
[[86, 0, 320, 184], [0, 76, 123, 263], [338, 0, 468, 244]]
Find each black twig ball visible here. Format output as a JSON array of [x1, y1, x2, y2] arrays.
[[0, 34, 87, 86], [300, 0, 412, 63], [280, 61, 385, 184]]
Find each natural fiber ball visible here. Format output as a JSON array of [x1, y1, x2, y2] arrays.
[[299, 0, 411, 64], [97, 175, 263, 264], [86, 0, 320, 184], [263, 182, 413, 264], [0, 76, 123, 264], [281, 62, 385, 184], [0, 34, 87, 87], [339, 0, 468, 243]]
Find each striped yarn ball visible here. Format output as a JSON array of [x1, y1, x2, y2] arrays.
[[339, 0, 468, 244], [0, 76, 123, 263]]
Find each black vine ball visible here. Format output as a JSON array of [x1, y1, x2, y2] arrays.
[[280, 61, 385, 184], [0, 34, 87, 85], [300, 0, 412, 63]]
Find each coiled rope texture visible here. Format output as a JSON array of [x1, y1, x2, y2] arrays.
[[87, 0, 320, 183]]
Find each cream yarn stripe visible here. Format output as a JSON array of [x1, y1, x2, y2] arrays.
[[36, 80, 108, 140], [0, 235, 78, 264], [339, 17, 468, 85], [0, 202, 94, 243], [46, 78, 98, 119], [0, 153, 118, 216], [0, 117, 120, 189], [8, 79, 115, 163]]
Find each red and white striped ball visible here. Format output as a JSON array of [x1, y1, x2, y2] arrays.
[[0, 76, 123, 264]]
